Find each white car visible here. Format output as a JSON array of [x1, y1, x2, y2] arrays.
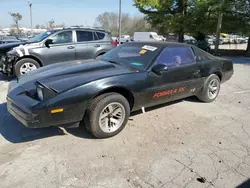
[[184, 35, 196, 44], [158, 35, 166, 41], [245, 37, 249, 43], [207, 36, 223, 45], [133, 32, 162, 42], [119, 35, 130, 43], [111, 37, 118, 42], [207, 36, 215, 44]]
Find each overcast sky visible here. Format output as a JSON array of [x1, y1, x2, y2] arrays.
[[0, 0, 140, 28]]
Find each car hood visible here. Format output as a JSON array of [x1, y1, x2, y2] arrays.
[[15, 60, 130, 92], [0, 42, 24, 52], [17, 37, 28, 41], [6, 42, 42, 56]]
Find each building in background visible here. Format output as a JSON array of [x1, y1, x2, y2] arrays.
[[0, 27, 46, 36]]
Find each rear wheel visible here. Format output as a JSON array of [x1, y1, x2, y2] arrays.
[[197, 74, 220, 103], [15, 58, 40, 77], [84, 93, 130, 138]]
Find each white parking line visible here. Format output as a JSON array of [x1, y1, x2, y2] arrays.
[[219, 90, 250, 96], [234, 90, 250, 94]]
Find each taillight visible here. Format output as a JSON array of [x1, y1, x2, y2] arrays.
[[111, 41, 118, 46]]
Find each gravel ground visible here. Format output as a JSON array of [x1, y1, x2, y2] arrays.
[[0, 60, 250, 188]]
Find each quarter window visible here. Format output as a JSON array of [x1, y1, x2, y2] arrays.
[[192, 46, 214, 61], [50, 31, 72, 44], [76, 31, 93, 42], [93, 32, 99, 40], [96, 32, 105, 40], [156, 47, 195, 68]]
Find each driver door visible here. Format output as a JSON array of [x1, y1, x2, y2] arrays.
[[144, 46, 203, 107], [39, 31, 75, 65]]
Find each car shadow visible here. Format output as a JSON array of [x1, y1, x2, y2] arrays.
[[130, 96, 202, 116], [65, 125, 95, 139], [0, 96, 203, 143], [0, 73, 14, 81], [68, 97, 204, 139], [236, 179, 250, 188], [185, 96, 204, 103], [0, 102, 67, 143], [0, 101, 95, 143]]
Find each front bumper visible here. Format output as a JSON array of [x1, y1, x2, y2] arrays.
[[7, 80, 87, 128], [7, 97, 40, 128], [7, 95, 84, 128]]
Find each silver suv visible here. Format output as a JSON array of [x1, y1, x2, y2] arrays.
[[0, 27, 114, 76]]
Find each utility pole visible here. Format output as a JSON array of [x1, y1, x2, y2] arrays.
[[118, 0, 122, 45], [28, 1, 33, 36], [215, 0, 225, 55]]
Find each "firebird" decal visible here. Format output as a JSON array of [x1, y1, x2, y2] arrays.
[[153, 87, 185, 98]]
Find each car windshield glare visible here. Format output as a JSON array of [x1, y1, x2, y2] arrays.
[[27, 31, 54, 43], [100, 43, 161, 70], [3, 36, 17, 40]]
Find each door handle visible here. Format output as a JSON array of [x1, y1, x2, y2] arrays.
[[67, 46, 75, 49], [94, 44, 100, 48]]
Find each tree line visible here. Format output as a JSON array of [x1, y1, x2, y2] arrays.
[[133, 0, 250, 53], [8, 12, 65, 33], [7, 1, 250, 53], [94, 12, 152, 37]]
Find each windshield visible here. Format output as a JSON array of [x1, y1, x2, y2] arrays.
[[100, 43, 162, 70], [3, 36, 17, 40], [16, 34, 26, 38], [27, 30, 55, 43]]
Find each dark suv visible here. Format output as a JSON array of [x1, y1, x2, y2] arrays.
[[0, 28, 114, 76]]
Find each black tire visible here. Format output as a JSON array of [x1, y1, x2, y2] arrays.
[[14, 58, 40, 77], [197, 74, 220, 103], [84, 93, 130, 138]]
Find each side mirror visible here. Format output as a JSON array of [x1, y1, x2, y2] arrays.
[[45, 39, 53, 48], [152, 64, 168, 75]]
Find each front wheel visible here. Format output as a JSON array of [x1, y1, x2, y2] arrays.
[[197, 74, 220, 103], [14, 58, 40, 77], [84, 93, 130, 138]]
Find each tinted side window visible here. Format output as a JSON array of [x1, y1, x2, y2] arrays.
[[192, 47, 213, 61], [50, 31, 72, 44], [156, 47, 195, 68], [76, 31, 93, 42], [93, 32, 99, 40], [96, 32, 105, 40]]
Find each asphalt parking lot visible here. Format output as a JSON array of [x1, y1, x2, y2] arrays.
[[0, 58, 250, 188]]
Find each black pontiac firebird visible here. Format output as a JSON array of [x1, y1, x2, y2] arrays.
[[7, 42, 234, 138]]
